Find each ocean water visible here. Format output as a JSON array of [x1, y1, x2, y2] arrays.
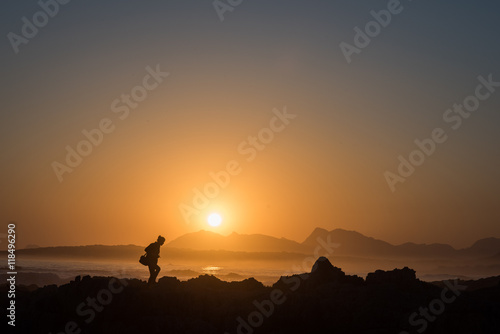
[[11, 258, 313, 286], [8, 257, 475, 287]]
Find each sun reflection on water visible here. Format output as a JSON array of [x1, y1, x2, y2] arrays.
[[202, 266, 222, 275]]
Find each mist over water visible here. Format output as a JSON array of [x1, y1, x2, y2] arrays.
[[12, 257, 314, 286], [10, 255, 490, 288]]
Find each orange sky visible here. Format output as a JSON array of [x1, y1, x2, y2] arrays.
[[2, 1, 500, 250]]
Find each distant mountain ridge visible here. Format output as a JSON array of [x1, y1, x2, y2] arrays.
[[8, 228, 500, 260], [302, 228, 460, 258], [165, 230, 306, 253], [166, 228, 500, 259]]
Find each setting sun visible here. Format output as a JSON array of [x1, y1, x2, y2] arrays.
[[207, 213, 222, 227]]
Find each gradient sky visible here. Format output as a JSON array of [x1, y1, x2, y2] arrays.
[[1, 0, 499, 249]]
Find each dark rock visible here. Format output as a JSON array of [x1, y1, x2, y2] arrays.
[[2, 259, 499, 334], [366, 266, 418, 288]]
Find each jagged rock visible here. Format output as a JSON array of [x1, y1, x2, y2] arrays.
[[366, 266, 417, 288], [2, 262, 499, 334], [310, 256, 346, 281], [157, 275, 181, 288]]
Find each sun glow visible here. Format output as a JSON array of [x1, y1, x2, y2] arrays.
[[207, 213, 222, 227]]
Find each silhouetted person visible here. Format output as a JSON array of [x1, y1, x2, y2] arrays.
[[145, 235, 165, 285]]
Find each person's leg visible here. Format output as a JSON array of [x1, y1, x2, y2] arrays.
[[148, 264, 155, 285], [151, 264, 160, 282]]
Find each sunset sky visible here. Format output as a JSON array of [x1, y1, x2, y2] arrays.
[[1, 0, 499, 249]]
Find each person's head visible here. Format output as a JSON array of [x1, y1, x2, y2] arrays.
[[157, 235, 166, 245]]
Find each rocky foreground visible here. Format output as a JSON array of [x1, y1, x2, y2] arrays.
[[2, 257, 500, 334]]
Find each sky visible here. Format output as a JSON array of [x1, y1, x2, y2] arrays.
[[1, 0, 499, 249]]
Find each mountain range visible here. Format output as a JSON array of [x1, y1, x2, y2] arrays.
[[165, 227, 500, 259], [8, 228, 500, 260]]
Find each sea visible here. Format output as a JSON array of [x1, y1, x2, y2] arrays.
[[3, 257, 477, 288], [6, 257, 318, 287]]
